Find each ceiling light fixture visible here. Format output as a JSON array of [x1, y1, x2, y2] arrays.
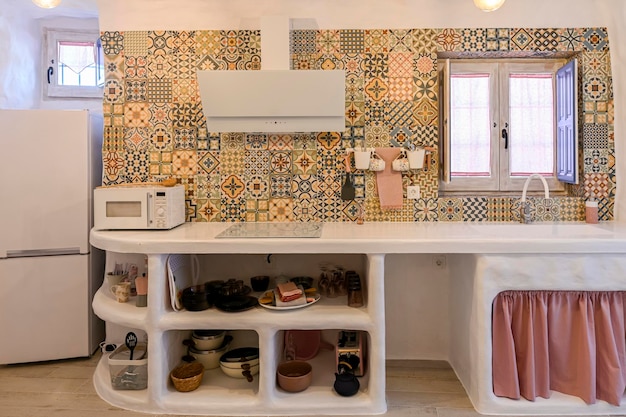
[[473, 0, 506, 12], [32, 0, 62, 8]]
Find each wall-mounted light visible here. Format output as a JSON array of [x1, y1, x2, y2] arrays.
[[473, 0, 506, 12], [32, 0, 62, 8]]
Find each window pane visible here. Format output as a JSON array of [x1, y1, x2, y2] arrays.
[[509, 74, 554, 176], [58, 41, 97, 87], [450, 74, 491, 176]]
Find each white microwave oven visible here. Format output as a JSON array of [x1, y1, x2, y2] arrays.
[[93, 185, 185, 230]]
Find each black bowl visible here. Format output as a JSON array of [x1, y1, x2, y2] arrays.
[[250, 275, 270, 292], [182, 285, 211, 311], [290, 276, 314, 290]]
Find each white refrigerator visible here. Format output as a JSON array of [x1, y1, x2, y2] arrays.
[[0, 109, 104, 364]]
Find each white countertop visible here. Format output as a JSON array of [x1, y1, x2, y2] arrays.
[[90, 222, 626, 254]]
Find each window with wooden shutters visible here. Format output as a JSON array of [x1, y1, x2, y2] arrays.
[[439, 58, 575, 194]]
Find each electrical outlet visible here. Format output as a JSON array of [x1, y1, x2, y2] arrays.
[[407, 185, 420, 199], [433, 255, 447, 269]]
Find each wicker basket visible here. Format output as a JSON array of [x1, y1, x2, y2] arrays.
[[170, 362, 204, 392]]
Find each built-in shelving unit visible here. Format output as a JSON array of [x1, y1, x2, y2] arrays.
[[91, 246, 387, 416]]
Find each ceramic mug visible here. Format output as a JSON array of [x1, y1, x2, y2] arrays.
[[407, 148, 426, 170], [368, 153, 385, 172], [106, 272, 127, 288], [111, 281, 131, 303], [353, 150, 372, 170], [392, 150, 410, 172]]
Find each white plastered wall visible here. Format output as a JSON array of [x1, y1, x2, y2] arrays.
[[0, 1, 101, 110]]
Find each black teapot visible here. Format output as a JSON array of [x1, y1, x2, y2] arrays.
[[333, 371, 360, 397], [333, 353, 360, 397]]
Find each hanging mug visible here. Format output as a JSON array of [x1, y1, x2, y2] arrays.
[[407, 148, 426, 170], [392, 150, 410, 172], [368, 152, 385, 172], [353, 150, 372, 170]]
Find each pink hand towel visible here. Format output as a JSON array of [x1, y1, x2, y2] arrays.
[[374, 147, 403, 210]]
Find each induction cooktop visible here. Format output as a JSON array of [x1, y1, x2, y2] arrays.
[[215, 222, 323, 238]]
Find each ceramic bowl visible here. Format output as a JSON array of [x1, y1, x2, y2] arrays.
[[250, 275, 270, 292], [276, 360, 312, 392], [181, 285, 211, 311]]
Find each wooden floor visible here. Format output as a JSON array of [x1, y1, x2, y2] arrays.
[[0, 353, 621, 417]]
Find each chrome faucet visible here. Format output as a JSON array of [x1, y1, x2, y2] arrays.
[[519, 173, 550, 223]]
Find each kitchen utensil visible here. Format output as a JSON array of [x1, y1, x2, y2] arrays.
[[284, 330, 333, 361], [392, 149, 410, 172], [277, 360, 312, 392], [214, 295, 258, 312], [181, 285, 211, 311], [191, 330, 226, 351], [341, 154, 355, 201], [125, 332, 137, 360], [250, 275, 270, 292], [334, 370, 360, 397], [110, 282, 131, 303], [220, 347, 259, 362], [289, 276, 314, 290], [407, 148, 426, 170], [368, 152, 385, 171], [189, 335, 232, 370], [220, 362, 259, 381], [219, 347, 260, 382], [353, 149, 372, 170], [120, 332, 139, 387]]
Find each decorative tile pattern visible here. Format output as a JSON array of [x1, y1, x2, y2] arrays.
[[584, 149, 609, 173], [582, 124, 609, 148], [340, 30, 364, 54], [584, 173, 609, 199], [462, 198, 488, 221], [438, 198, 463, 222], [488, 198, 513, 222], [364, 29, 389, 54], [436, 28, 462, 52], [246, 175, 269, 199], [486, 28, 510, 51], [102, 26, 614, 223]]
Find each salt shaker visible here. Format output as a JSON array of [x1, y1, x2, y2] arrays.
[[585, 200, 599, 224]]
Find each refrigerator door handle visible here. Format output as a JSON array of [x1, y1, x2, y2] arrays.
[[5, 248, 83, 258]]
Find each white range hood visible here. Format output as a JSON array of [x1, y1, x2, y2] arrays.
[[197, 17, 346, 133]]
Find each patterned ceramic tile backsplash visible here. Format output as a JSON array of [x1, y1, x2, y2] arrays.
[[100, 27, 614, 223]]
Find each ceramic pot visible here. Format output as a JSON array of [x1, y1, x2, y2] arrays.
[[276, 360, 312, 393]]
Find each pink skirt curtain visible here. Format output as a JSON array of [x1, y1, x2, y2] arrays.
[[492, 291, 626, 405]]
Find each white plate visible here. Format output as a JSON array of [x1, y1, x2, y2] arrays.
[[259, 292, 321, 311]]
